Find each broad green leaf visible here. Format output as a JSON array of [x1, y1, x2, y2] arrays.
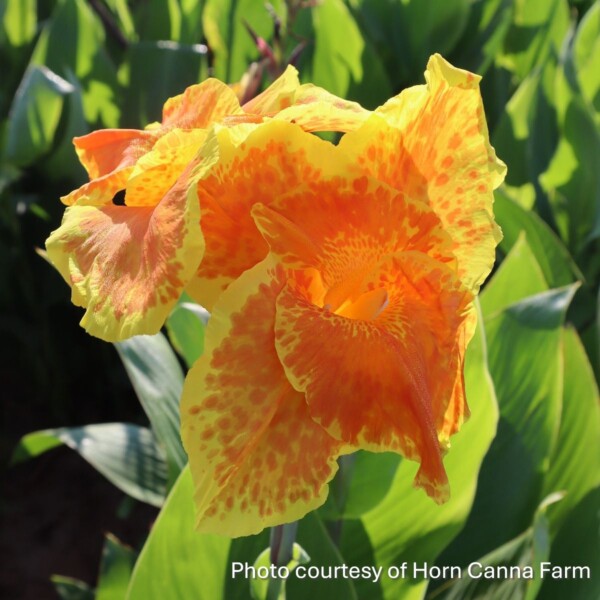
[[303, 0, 363, 99], [166, 302, 208, 368], [480, 232, 548, 317], [115, 333, 187, 474], [133, 0, 181, 41], [540, 94, 600, 252], [120, 41, 208, 127], [4, 66, 73, 166], [29, 0, 120, 127], [494, 188, 582, 287], [51, 576, 94, 600], [349, 0, 469, 87], [104, 0, 136, 39], [203, 0, 284, 82], [180, 0, 205, 45], [339, 303, 498, 600], [573, 0, 600, 121], [442, 495, 560, 600], [12, 423, 167, 506], [126, 466, 231, 600], [440, 286, 577, 567], [537, 487, 600, 599], [451, 0, 514, 74], [542, 327, 600, 532], [498, 0, 570, 81], [287, 513, 358, 600], [96, 534, 137, 600], [319, 451, 401, 520], [492, 60, 559, 212], [0, 0, 36, 47]]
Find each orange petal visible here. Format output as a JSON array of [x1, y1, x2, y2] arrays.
[[162, 78, 243, 128], [181, 259, 342, 536], [251, 174, 456, 298], [186, 120, 344, 309], [274, 252, 473, 502], [73, 129, 157, 179], [45, 162, 203, 341], [340, 54, 506, 293]]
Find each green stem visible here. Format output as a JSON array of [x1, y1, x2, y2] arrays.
[[266, 521, 298, 600], [327, 453, 357, 546]]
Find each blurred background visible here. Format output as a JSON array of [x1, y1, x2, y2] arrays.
[[0, 0, 598, 598]]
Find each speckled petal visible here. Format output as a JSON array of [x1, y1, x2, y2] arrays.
[[274, 252, 473, 503], [45, 162, 203, 341], [340, 53, 506, 293], [181, 259, 342, 536]]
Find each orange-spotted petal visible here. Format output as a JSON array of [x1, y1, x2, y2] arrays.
[[242, 65, 370, 133], [45, 162, 203, 341], [181, 259, 342, 536], [161, 78, 244, 128], [251, 173, 456, 299], [274, 252, 473, 503], [339, 53, 506, 293], [73, 129, 157, 180], [186, 120, 346, 309]]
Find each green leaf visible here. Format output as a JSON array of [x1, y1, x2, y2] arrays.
[[250, 543, 310, 600], [120, 41, 208, 127], [203, 0, 284, 82], [572, 0, 600, 121], [126, 466, 231, 600], [542, 327, 600, 532], [166, 302, 208, 368], [96, 534, 137, 600], [115, 333, 187, 475], [0, 0, 36, 47], [29, 0, 120, 127], [339, 302, 498, 600], [303, 0, 364, 99], [498, 0, 570, 81], [481, 232, 549, 317], [133, 0, 181, 41], [537, 487, 600, 599], [451, 0, 515, 75], [12, 423, 167, 506], [319, 451, 401, 520], [494, 188, 582, 287], [441, 286, 577, 566], [51, 576, 94, 600], [442, 495, 561, 600], [287, 513, 358, 600], [4, 66, 73, 166]]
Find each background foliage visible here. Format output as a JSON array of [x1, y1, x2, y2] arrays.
[[1, 0, 598, 598]]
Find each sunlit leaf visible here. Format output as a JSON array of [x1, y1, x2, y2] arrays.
[[4, 66, 73, 166], [481, 232, 548, 317], [96, 534, 137, 600], [542, 327, 600, 532], [12, 423, 167, 507], [494, 188, 582, 287], [441, 286, 577, 567], [51, 576, 94, 600], [166, 302, 208, 368], [115, 333, 187, 476]]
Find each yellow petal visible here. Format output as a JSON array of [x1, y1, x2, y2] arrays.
[[181, 259, 342, 536], [340, 53, 506, 293]]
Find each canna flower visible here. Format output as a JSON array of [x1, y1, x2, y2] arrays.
[[45, 67, 369, 341], [180, 55, 506, 536]]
